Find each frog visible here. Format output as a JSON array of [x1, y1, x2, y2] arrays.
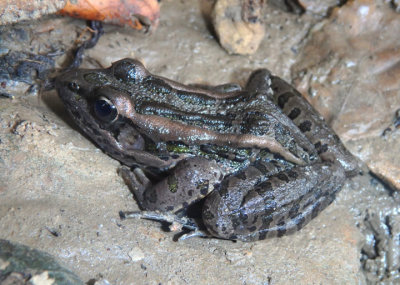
[[55, 58, 359, 241]]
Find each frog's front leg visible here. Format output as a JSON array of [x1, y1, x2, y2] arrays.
[[120, 157, 223, 218], [202, 161, 346, 241]]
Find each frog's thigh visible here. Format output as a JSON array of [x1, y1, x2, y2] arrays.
[[141, 157, 223, 212], [202, 162, 346, 241]]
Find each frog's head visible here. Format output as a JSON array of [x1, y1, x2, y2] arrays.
[[55, 59, 169, 168]]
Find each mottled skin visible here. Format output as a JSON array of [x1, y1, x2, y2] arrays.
[[55, 59, 358, 241]]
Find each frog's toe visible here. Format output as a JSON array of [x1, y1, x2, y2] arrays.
[[120, 210, 176, 223], [120, 210, 200, 232], [175, 229, 211, 241], [118, 167, 150, 202]]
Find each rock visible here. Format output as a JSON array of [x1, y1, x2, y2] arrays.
[[0, 239, 83, 285], [297, 0, 342, 16], [212, 0, 265, 55]]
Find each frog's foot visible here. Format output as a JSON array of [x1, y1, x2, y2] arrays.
[[119, 210, 200, 232], [120, 210, 217, 241]]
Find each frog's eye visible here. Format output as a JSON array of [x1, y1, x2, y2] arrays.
[[68, 82, 80, 92], [93, 97, 118, 123]]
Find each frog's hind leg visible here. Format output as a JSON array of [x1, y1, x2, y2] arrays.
[[202, 161, 346, 241]]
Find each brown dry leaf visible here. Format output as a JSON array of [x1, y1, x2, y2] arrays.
[[59, 0, 160, 30]]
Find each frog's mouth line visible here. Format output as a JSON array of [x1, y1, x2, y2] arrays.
[[58, 86, 177, 170]]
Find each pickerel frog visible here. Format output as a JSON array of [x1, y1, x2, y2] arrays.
[[56, 59, 358, 241]]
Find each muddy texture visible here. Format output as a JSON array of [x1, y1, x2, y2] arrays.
[[0, 0, 399, 284], [291, 0, 400, 191]]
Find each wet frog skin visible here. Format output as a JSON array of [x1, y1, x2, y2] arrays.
[[55, 59, 358, 241]]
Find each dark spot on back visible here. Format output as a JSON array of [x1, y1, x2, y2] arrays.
[[314, 141, 329, 154], [255, 181, 272, 196], [277, 227, 287, 237], [258, 231, 267, 240], [287, 170, 298, 179], [299, 120, 312, 132], [273, 153, 285, 160], [277, 173, 289, 182], [248, 226, 257, 232], [231, 215, 241, 229], [320, 144, 328, 154], [235, 171, 247, 180], [254, 162, 268, 174], [262, 215, 273, 229], [262, 200, 277, 218], [166, 206, 174, 211], [288, 107, 301, 120], [276, 216, 286, 226], [197, 180, 210, 196], [277, 92, 294, 108], [288, 204, 300, 218], [239, 211, 248, 223]]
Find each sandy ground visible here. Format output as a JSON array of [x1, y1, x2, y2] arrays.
[[1, 0, 400, 284]]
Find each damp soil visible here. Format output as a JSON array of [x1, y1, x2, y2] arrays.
[[1, 0, 400, 284]]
